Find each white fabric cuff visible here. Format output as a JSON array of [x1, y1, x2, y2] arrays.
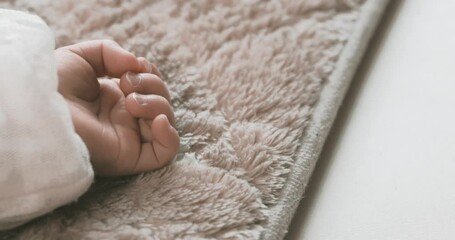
[[0, 9, 94, 230]]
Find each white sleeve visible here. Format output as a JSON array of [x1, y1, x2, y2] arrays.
[[0, 9, 94, 230]]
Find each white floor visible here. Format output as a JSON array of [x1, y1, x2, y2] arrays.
[[286, 1, 455, 239]]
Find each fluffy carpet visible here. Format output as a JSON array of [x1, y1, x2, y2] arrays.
[[0, 0, 389, 239]]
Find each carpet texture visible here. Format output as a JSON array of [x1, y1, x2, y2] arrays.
[[0, 0, 389, 239]]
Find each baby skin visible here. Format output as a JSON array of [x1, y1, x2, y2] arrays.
[[55, 40, 179, 176]]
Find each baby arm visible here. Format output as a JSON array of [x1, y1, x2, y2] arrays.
[[55, 40, 179, 176]]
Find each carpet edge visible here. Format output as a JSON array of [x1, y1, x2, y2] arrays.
[[261, 0, 392, 239]]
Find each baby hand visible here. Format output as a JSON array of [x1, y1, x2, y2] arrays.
[[55, 40, 179, 176]]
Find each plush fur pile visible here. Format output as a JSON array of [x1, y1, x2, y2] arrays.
[[0, 0, 374, 239]]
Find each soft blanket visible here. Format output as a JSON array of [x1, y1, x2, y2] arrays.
[[0, 0, 389, 239]]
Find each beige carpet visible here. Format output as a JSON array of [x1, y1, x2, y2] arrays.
[[0, 0, 389, 239]]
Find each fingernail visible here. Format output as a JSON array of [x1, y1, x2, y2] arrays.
[[138, 57, 153, 73], [126, 72, 142, 87], [132, 92, 148, 106], [169, 122, 179, 136], [161, 114, 177, 132], [145, 62, 153, 73]]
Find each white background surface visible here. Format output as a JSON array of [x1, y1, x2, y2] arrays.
[[286, 0, 455, 239]]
